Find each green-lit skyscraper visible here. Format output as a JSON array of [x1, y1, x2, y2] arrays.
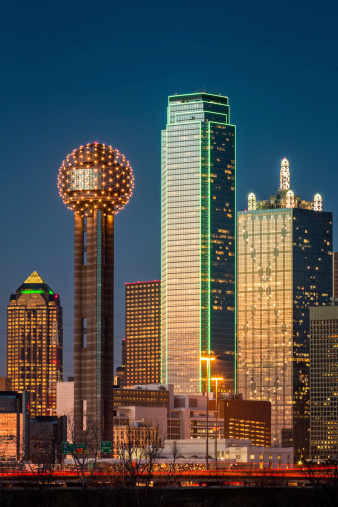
[[161, 93, 236, 393]]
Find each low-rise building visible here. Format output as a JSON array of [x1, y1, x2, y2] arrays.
[[30, 416, 66, 463], [0, 378, 12, 391], [219, 398, 271, 447], [0, 391, 29, 460], [116, 405, 167, 442], [161, 438, 293, 469], [113, 418, 161, 459], [113, 384, 173, 410]]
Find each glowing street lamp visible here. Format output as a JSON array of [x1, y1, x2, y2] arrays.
[[211, 377, 223, 469], [201, 354, 215, 470]]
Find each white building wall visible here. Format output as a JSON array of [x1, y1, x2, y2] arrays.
[[162, 438, 293, 468], [116, 406, 167, 442], [56, 381, 74, 417]]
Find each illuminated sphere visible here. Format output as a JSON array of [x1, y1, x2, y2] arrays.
[[58, 142, 134, 216]]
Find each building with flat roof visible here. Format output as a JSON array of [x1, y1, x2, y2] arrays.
[[7, 271, 63, 417], [161, 92, 236, 393], [116, 405, 167, 443], [56, 380, 74, 417], [237, 159, 332, 458], [125, 281, 161, 386], [113, 384, 172, 410], [161, 438, 293, 468], [0, 391, 29, 460], [310, 305, 338, 460], [0, 378, 12, 391], [30, 416, 66, 464], [219, 398, 271, 447], [114, 419, 162, 459]]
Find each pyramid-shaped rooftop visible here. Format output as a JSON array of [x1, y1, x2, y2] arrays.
[[17, 271, 54, 294]]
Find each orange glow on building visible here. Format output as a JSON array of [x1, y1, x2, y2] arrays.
[[125, 281, 161, 386], [7, 272, 63, 417]]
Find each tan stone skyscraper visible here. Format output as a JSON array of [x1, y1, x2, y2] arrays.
[[58, 142, 134, 440], [7, 271, 63, 417]]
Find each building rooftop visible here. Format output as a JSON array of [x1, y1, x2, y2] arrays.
[[16, 270, 54, 295], [247, 158, 322, 211]]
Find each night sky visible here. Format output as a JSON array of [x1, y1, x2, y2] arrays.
[[1, 0, 337, 378]]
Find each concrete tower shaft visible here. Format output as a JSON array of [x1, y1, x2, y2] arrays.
[[74, 211, 114, 440]]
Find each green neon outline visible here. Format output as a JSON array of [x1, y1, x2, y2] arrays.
[[165, 94, 235, 394], [21, 289, 44, 294], [199, 121, 202, 393], [160, 129, 163, 384], [208, 122, 211, 393], [162, 127, 168, 384], [234, 124, 237, 393], [168, 92, 229, 101]]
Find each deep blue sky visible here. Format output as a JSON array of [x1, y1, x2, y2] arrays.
[[1, 0, 337, 377]]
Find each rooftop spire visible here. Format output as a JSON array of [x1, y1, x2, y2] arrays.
[[280, 158, 290, 190]]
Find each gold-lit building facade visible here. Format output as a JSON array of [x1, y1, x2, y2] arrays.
[[237, 160, 332, 459], [7, 272, 63, 418], [0, 391, 30, 460], [125, 281, 161, 386], [113, 419, 161, 458]]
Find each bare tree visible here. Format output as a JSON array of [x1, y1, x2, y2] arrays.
[[66, 411, 101, 504], [22, 421, 59, 507], [299, 458, 338, 506], [116, 422, 162, 507]]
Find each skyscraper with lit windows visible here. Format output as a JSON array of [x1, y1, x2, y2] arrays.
[[161, 93, 236, 393], [7, 271, 63, 417], [125, 281, 161, 386], [237, 159, 332, 458]]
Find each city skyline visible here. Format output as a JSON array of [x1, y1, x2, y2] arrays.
[[1, 0, 338, 377]]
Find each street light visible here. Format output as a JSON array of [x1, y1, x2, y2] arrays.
[[201, 355, 215, 470], [211, 377, 223, 470]]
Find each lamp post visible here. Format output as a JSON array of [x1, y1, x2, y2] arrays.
[[201, 355, 215, 470], [211, 377, 223, 470]]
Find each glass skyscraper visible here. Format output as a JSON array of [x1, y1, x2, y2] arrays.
[[237, 159, 332, 458], [161, 93, 236, 393]]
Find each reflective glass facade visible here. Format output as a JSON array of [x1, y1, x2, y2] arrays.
[[162, 93, 236, 393], [7, 272, 63, 418], [237, 208, 332, 458]]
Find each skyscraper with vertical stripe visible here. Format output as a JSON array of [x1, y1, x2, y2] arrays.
[[161, 93, 236, 393]]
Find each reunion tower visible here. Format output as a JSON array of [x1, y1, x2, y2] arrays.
[[58, 142, 134, 440]]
